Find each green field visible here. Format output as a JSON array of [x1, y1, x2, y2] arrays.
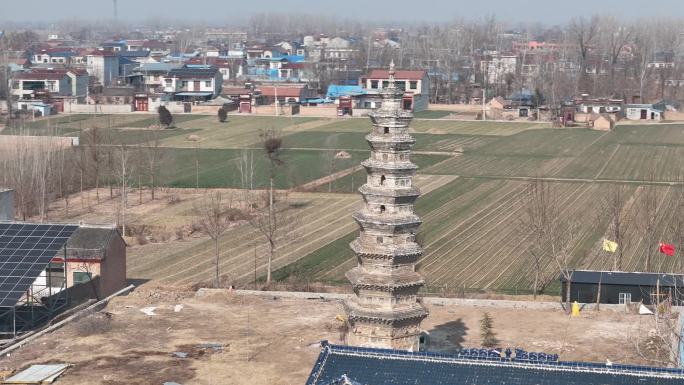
[[42, 113, 684, 293]]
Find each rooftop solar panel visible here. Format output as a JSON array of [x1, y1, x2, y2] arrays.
[[0, 223, 78, 307]]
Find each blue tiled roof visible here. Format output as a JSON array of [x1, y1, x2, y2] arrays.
[[326, 85, 366, 99], [306, 342, 684, 385]]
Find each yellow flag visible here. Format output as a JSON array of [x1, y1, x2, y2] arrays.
[[603, 239, 618, 253]]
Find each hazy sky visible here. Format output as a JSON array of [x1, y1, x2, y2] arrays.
[[2, 0, 684, 24]]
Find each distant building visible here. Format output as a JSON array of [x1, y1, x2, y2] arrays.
[[85, 51, 120, 86], [562, 270, 684, 306], [360, 68, 429, 111], [12, 68, 89, 102], [258, 84, 312, 104], [624, 104, 663, 120], [590, 113, 615, 131], [0, 189, 14, 221], [163, 65, 223, 101]]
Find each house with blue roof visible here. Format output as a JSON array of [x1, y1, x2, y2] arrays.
[[306, 342, 684, 385]]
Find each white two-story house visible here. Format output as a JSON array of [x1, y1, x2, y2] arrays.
[[12, 69, 89, 102], [162, 65, 223, 101]]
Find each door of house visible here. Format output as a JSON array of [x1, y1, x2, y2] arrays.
[[183, 103, 192, 113], [135, 98, 148, 112], [194, 81, 200, 91], [641, 109, 647, 119]]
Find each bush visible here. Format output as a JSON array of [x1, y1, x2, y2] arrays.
[[76, 312, 112, 336], [158, 105, 173, 128], [217, 107, 227, 123], [479, 312, 498, 348]]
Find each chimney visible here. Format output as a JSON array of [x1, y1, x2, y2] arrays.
[[0, 189, 15, 221]]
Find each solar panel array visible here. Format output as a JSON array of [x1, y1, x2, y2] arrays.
[[0, 223, 78, 307]]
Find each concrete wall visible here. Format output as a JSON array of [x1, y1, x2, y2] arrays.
[[664, 111, 684, 121], [0, 189, 14, 221], [64, 102, 133, 114], [428, 103, 482, 113]]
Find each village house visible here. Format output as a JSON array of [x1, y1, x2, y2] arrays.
[[31, 48, 78, 65], [85, 50, 120, 86], [11, 68, 89, 102], [127, 62, 181, 93], [590, 113, 616, 131], [258, 84, 312, 105], [186, 57, 245, 81], [360, 68, 430, 111], [624, 104, 663, 120], [163, 65, 223, 101], [50, 225, 127, 300], [575, 96, 623, 114]]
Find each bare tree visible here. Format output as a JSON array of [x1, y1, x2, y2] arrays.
[[84, 126, 106, 202], [194, 191, 238, 288], [143, 132, 165, 200], [568, 16, 599, 93], [115, 143, 133, 237], [519, 179, 578, 308], [254, 127, 284, 285], [637, 183, 661, 272], [600, 184, 632, 270]]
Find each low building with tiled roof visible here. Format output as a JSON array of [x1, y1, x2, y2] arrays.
[[306, 342, 684, 385], [360, 68, 429, 111], [162, 65, 223, 101]]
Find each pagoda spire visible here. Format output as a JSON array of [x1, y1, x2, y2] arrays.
[[343, 63, 428, 351]]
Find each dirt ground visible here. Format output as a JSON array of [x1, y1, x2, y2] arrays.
[[0, 285, 656, 385]]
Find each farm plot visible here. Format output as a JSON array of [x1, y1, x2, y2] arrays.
[[595, 145, 684, 182], [410, 120, 549, 136], [159, 115, 319, 148], [421, 153, 570, 178], [281, 131, 492, 152], [127, 192, 361, 286], [156, 148, 366, 189], [127, 175, 457, 286], [474, 128, 605, 158], [276, 179, 611, 293], [582, 185, 684, 273], [611, 124, 684, 146]]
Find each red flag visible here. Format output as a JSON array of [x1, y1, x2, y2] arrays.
[[659, 243, 675, 257]]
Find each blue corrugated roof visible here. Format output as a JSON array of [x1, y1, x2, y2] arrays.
[[306, 342, 684, 385], [326, 85, 366, 99], [271, 54, 305, 63]]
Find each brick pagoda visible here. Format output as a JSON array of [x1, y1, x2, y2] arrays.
[[343, 61, 428, 351]]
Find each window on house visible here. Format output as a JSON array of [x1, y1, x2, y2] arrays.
[[153, 75, 159, 81], [618, 292, 631, 304], [380, 205, 386, 213], [409, 81, 418, 90], [384, 127, 389, 134], [382, 80, 389, 88], [364, 101, 371, 108], [380, 175, 386, 185], [73, 271, 92, 284], [181, 81, 187, 87], [165, 79, 172, 86], [376, 236, 383, 244], [205, 81, 211, 87], [370, 80, 379, 89]]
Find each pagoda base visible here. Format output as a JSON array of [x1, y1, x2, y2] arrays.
[[343, 298, 427, 351]]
